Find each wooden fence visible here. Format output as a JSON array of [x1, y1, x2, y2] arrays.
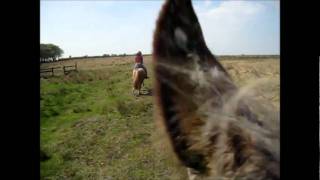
[[63, 63, 78, 75], [40, 63, 78, 77]]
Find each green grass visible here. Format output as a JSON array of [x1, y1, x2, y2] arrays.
[[40, 61, 185, 180]]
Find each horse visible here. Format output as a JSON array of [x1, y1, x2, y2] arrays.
[[152, 0, 279, 180], [132, 67, 147, 96]]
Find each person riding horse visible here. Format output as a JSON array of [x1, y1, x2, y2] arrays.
[[134, 51, 149, 79]]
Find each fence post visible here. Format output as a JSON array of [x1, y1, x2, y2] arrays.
[[52, 68, 54, 76], [63, 66, 66, 75], [75, 62, 78, 71]]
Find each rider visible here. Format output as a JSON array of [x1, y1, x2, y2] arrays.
[[134, 51, 149, 79]]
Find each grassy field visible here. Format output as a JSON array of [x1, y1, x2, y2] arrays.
[[40, 56, 279, 179]]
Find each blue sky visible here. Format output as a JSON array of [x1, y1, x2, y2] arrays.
[[40, 0, 279, 58]]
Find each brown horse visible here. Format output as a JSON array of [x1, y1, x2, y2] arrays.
[[132, 68, 146, 96], [152, 0, 279, 180]]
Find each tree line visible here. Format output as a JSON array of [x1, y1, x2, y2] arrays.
[[40, 44, 64, 63], [40, 43, 131, 63]]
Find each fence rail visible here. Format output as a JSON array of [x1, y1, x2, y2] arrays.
[[40, 63, 78, 77]]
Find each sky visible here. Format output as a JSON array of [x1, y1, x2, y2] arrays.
[[40, 0, 280, 58]]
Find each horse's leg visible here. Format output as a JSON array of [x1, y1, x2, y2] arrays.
[[187, 168, 197, 180], [139, 78, 144, 95], [132, 70, 134, 80], [138, 83, 141, 95]]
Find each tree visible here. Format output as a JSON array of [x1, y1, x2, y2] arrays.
[[40, 43, 64, 63]]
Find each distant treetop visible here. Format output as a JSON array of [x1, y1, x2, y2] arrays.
[[40, 43, 64, 63]]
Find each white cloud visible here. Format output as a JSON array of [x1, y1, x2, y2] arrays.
[[194, 1, 273, 55], [198, 1, 264, 28], [204, 0, 212, 7]]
